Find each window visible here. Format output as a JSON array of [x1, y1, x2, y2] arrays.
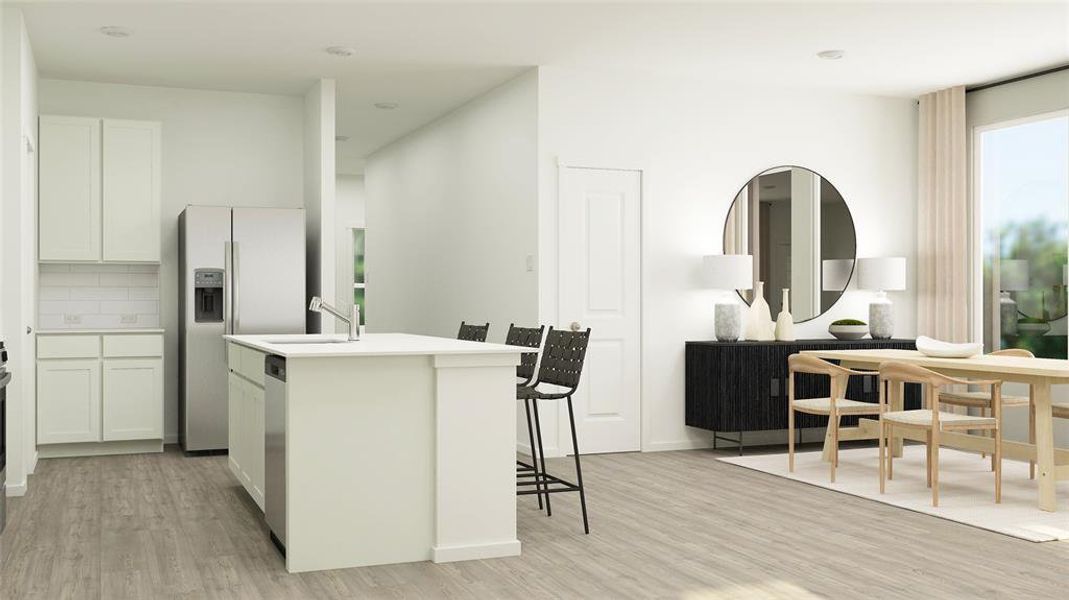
[[977, 111, 1069, 358], [353, 228, 366, 326]]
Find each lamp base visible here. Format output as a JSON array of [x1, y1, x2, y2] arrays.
[[869, 294, 894, 339], [715, 303, 743, 342]]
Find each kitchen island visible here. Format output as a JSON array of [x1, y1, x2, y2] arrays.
[[223, 332, 525, 573]]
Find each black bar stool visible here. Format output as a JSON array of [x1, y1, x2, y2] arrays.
[[517, 327, 593, 534], [456, 321, 490, 342], [505, 324, 547, 508]]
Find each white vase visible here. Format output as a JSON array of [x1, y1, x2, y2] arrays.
[[746, 281, 774, 340], [775, 288, 795, 341]]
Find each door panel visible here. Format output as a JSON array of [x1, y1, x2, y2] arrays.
[[38, 359, 101, 444], [559, 167, 642, 453], [102, 119, 161, 262], [39, 116, 101, 261], [232, 208, 306, 334], [102, 358, 163, 441]]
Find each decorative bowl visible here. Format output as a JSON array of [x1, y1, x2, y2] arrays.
[[828, 324, 868, 340], [915, 335, 983, 358]]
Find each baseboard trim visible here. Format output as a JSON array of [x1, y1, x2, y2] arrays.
[[5, 479, 27, 497], [38, 439, 164, 459], [643, 439, 715, 452], [28, 450, 39, 475], [516, 442, 563, 459], [432, 540, 521, 563]]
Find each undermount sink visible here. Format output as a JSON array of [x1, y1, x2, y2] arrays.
[[265, 338, 354, 345]]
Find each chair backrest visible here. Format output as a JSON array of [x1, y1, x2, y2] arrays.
[[990, 348, 1034, 358], [534, 327, 592, 391], [505, 323, 545, 381], [457, 321, 490, 342], [877, 361, 962, 388], [788, 353, 854, 377]]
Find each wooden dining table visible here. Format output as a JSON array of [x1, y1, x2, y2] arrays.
[[802, 348, 1068, 512]]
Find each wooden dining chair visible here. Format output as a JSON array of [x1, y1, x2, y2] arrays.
[[878, 361, 1003, 507], [938, 348, 1035, 477], [787, 354, 881, 482]]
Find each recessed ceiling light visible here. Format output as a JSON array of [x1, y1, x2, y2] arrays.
[[374, 102, 399, 110], [325, 46, 356, 57], [335, 135, 350, 142], [99, 26, 133, 38], [817, 49, 845, 60], [762, 184, 775, 190]]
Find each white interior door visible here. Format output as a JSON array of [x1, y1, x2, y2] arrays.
[[558, 166, 641, 454]]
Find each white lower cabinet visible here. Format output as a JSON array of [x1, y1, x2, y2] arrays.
[[103, 358, 163, 441], [37, 333, 164, 455], [228, 342, 266, 511], [37, 359, 102, 444]]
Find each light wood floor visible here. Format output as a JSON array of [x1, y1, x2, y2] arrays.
[[2, 445, 1067, 599]]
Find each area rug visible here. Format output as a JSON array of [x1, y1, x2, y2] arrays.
[[719, 445, 1069, 542]]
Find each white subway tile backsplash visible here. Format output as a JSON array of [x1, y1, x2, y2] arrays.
[[39, 286, 70, 300], [37, 314, 66, 330], [128, 287, 160, 300], [40, 272, 99, 287], [70, 287, 129, 301], [99, 300, 158, 315], [38, 263, 161, 330], [71, 264, 129, 274], [128, 273, 159, 287]]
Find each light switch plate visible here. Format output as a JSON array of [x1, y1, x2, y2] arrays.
[[526, 254, 535, 272], [63, 314, 82, 324], [120, 314, 138, 324]]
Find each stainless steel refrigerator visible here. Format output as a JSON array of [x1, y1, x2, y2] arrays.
[[178, 206, 306, 452]]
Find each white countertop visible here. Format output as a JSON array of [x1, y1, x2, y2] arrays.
[[224, 332, 528, 358], [36, 328, 165, 335]]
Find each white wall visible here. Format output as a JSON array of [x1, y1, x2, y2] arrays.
[[365, 70, 539, 342], [303, 79, 336, 333], [536, 66, 918, 453], [1, 6, 38, 495], [334, 175, 366, 325], [38, 79, 305, 443]]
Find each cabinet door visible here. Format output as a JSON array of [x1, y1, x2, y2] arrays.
[[102, 358, 163, 441], [39, 116, 102, 261], [228, 372, 245, 481], [38, 359, 101, 444], [249, 383, 266, 511], [102, 119, 161, 262]]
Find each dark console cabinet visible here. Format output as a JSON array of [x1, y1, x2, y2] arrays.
[[685, 339, 919, 452]]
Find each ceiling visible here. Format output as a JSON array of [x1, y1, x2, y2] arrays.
[[18, 1, 1069, 173]]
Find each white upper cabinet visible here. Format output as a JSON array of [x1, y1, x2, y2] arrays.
[[103, 119, 161, 262], [38, 115, 161, 263], [38, 116, 102, 262]]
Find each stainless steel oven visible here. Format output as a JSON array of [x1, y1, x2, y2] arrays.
[[1, 340, 10, 535]]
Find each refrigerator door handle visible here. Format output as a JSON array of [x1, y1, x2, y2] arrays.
[[233, 241, 241, 333], [223, 241, 233, 335]]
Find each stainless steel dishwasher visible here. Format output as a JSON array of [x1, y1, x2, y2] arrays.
[[264, 354, 287, 553]]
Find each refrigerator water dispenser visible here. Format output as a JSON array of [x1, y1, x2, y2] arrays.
[[194, 269, 224, 322]]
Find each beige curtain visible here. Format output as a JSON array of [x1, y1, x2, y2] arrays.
[[917, 86, 970, 342]]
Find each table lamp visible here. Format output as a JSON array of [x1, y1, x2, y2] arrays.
[[704, 254, 753, 342], [822, 259, 855, 292], [858, 257, 906, 339]]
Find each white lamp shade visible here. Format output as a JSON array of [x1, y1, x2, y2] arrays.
[[703, 254, 753, 291], [858, 257, 907, 291], [822, 259, 854, 291], [999, 259, 1029, 291]]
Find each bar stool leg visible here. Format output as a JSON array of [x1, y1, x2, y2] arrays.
[[566, 395, 590, 535], [523, 398, 544, 510], [530, 397, 552, 517]]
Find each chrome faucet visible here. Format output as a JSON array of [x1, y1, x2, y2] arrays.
[[308, 296, 361, 341]]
